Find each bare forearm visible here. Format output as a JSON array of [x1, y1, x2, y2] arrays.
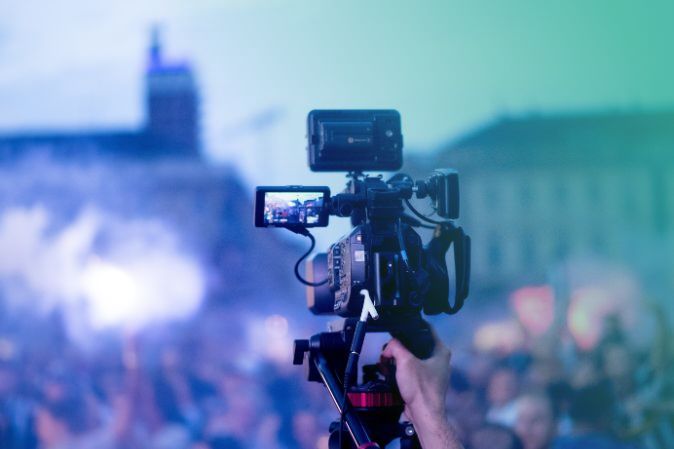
[[411, 410, 463, 449], [381, 335, 462, 449]]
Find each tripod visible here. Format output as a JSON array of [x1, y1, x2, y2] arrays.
[[293, 314, 434, 449]]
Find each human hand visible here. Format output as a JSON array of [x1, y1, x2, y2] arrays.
[[381, 332, 463, 449]]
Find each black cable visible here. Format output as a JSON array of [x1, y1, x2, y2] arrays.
[[397, 219, 413, 272], [293, 229, 329, 286], [401, 213, 434, 229], [404, 198, 447, 225], [387, 172, 413, 184], [390, 173, 448, 227]]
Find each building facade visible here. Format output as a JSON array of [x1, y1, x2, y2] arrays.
[[0, 31, 301, 308], [413, 111, 674, 289]]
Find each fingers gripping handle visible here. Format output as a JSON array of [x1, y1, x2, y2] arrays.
[[391, 318, 435, 360]]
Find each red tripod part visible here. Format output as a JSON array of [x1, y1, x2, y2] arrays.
[[347, 391, 402, 408], [358, 443, 381, 449]]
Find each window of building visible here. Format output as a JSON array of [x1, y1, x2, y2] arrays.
[[554, 180, 568, 206], [520, 181, 533, 205], [484, 183, 500, 209], [591, 231, 606, 254], [554, 231, 570, 260], [587, 177, 603, 205], [622, 183, 639, 223], [521, 234, 536, 267], [488, 236, 502, 270]]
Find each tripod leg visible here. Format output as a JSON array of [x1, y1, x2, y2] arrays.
[[315, 353, 377, 447], [329, 421, 357, 449]]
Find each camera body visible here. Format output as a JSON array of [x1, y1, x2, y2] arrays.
[[256, 109, 470, 322], [328, 227, 367, 315], [306, 173, 468, 319], [328, 221, 426, 316]]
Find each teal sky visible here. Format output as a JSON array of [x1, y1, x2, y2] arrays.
[[1, 0, 673, 186]]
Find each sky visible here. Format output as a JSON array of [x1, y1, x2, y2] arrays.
[[1, 0, 673, 190], [0, 0, 672, 342]]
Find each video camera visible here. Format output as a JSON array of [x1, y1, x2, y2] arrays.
[[254, 110, 471, 449], [255, 110, 470, 331]]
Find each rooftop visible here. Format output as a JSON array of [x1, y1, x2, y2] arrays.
[[430, 109, 674, 170]]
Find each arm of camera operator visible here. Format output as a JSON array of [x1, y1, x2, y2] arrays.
[[381, 334, 464, 449]]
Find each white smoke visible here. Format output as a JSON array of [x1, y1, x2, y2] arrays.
[[0, 204, 205, 338]]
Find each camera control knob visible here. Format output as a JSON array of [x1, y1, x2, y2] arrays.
[[338, 203, 353, 216], [414, 180, 429, 199], [293, 339, 310, 365]]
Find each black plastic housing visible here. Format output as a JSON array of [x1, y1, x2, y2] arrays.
[[430, 169, 460, 219], [305, 253, 334, 314], [307, 110, 403, 172]]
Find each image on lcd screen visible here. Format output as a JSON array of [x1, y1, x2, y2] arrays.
[[264, 192, 325, 225]]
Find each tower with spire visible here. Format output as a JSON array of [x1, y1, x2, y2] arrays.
[[144, 26, 200, 157], [0, 27, 202, 162]]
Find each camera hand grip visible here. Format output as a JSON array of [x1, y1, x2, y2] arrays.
[[390, 318, 434, 360]]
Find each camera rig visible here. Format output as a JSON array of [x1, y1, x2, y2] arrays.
[[302, 170, 470, 322], [255, 110, 471, 449]]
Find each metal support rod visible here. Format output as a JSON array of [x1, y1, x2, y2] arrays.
[[314, 352, 376, 448]]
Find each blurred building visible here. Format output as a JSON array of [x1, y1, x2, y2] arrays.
[[0, 30, 300, 309], [414, 110, 674, 290], [0, 29, 200, 161]]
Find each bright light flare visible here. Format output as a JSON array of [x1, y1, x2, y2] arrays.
[[81, 258, 140, 328], [0, 206, 206, 338], [510, 285, 555, 337], [264, 314, 289, 338], [245, 314, 293, 368], [567, 287, 615, 350], [80, 250, 204, 331], [474, 320, 525, 355]]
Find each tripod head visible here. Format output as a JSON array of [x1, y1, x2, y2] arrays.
[[293, 313, 435, 449]]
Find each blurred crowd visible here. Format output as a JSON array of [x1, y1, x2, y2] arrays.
[[0, 304, 672, 449], [446, 313, 674, 449], [0, 303, 338, 449]]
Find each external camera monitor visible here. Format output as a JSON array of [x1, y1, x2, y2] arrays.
[[307, 109, 403, 172], [255, 186, 330, 228]]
